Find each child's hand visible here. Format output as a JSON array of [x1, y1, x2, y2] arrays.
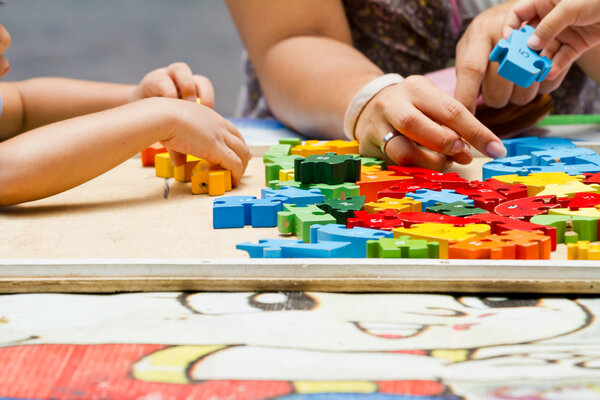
[[130, 62, 215, 108], [159, 100, 250, 186], [0, 23, 11, 78], [504, 0, 600, 80]]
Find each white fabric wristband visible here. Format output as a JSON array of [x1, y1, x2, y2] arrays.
[[343, 73, 404, 140]]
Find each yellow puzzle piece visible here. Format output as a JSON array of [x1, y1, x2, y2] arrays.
[[567, 241, 600, 260], [278, 168, 295, 182], [536, 181, 600, 198], [191, 160, 232, 196], [291, 140, 359, 157], [154, 152, 173, 178], [174, 155, 202, 182], [494, 172, 583, 196], [364, 197, 422, 214], [549, 207, 600, 217], [360, 165, 382, 174], [393, 223, 491, 259]]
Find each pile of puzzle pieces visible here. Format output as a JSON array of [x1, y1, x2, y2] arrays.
[[212, 137, 600, 260], [140, 143, 232, 196]]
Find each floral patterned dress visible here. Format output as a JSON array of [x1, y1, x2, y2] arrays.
[[235, 0, 600, 118]]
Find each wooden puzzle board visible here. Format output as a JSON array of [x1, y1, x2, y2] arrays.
[[1, 147, 600, 294]]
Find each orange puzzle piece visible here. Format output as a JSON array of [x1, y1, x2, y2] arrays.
[[357, 171, 412, 202], [450, 229, 551, 260], [191, 160, 232, 196], [141, 143, 167, 167]]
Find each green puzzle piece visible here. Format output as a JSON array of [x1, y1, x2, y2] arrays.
[[366, 236, 439, 259], [294, 153, 361, 185], [277, 204, 336, 242], [530, 215, 599, 243], [269, 180, 360, 200], [427, 201, 488, 217], [356, 156, 385, 167], [264, 154, 302, 185], [316, 196, 366, 224], [263, 144, 292, 162], [279, 138, 302, 146]]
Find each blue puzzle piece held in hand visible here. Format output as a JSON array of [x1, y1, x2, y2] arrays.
[[489, 25, 552, 88]]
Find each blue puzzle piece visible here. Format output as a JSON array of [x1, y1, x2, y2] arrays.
[[213, 196, 257, 228], [261, 186, 325, 207], [237, 238, 352, 258], [531, 147, 597, 166], [404, 189, 472, 209], [309, 224, 392, 258], [489, 25, 552, 88], [213, 195, 286, 229], [482, 155, 576, 180], [503, 137, 575, 157]]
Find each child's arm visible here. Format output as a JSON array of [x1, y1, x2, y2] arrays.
[[503, 0, 600, 80], [0, 97, 249, 206]]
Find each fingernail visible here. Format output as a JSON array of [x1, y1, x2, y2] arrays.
[[463, 143, 471, 153], [185, 95, 196, 102], [486, 141, 507, 159], [450, 140, 464, 155], [527, 34, 541, 49], [502, 27, 512, 39]]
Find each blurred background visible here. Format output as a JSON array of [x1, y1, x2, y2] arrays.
[[2, 0, 245, 116]]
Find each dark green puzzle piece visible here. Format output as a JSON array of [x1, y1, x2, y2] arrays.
[[316, 196, 366, 224], [426, 201, 489, 217], [294, 153, 361, 185]]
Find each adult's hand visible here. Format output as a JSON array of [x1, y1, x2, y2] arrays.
[[355, 75, 506, 171], [455, 1, 567, 114]]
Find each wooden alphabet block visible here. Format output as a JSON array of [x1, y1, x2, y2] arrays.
[[154, 152, 174, 178]]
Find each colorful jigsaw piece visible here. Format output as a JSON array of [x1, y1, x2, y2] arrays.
[[154, 152, 174, 178], [567, 241, 600, 260], [493, 172, 582, 197], [347, 209, 405, 231], [191, 161, 232, 196], [237, 238, 352, 258], [310, 224, 392, 258], [449, 229, 551, 259], [364, 197, 422, 214], [294, 153, 361, 185], [261, 186, 325, 207], [405, 189, 473, 209], [494, 195, 559, 220], [489, 25, 552, 87], [480, 178, 528, 200], [277, 204, 336, 242], [502, 137, 575, 157], [264, 154, 302, 185], [530, 214, 599, 244], [377, 181, 443, 199], [393, 211, 480, 228], [141, 143, 167, 167], [426, 201, 488, 217], [536, 181, 600, 198], [388, 166, 471, 190], [455, 184, 508, 212], [316, 196, 366, 224], [566, 192, 600, 210], [357, 171, 412, 202], [393, 222, 491, 258], [174, 155, 201, 182], [366, 236, 439, 259], [213, 195, 286, 229]]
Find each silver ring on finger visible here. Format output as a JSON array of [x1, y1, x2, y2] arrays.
[[380, 131, 401, 156]]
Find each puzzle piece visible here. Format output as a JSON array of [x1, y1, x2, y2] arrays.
[[426, 201, 488, 217], [191, 161, 232, 196], [387, 166, 470, 189], [405, 189, 473, 209], [502, 137, 575, 157], [378, 181, 443, 199], [279, 138, 302, 146], [489, 25, 552, 87], [455, 184, 508, 212], [268, 180, 360, 200], [357, 156, 386, 167], [141, 143, 166, 167], [494, 195, 559, 220], [174, 155, 201, 182], [290, 140, 331, 157], [468, 213, 557, 250], [531, 147, 597, 166], [483, 153, 600, 180], [361, 165, 383, 174], [326, 140, 360, 155], [449, 229, 551, 259], [393, 211, 480, 228], [263, 144, 292, 161], [310, 224, 392, 258], [536, 181, 600, 198], [347, 209, 405, 231], [278, 204, 336, 242], [566, 192, 600, 210], [154, 152, 174, 178], [357, 171, 412, 202], [364, 197, 422, 214], [480, 178, 528, 200], [316, 196, 365, 224], [213, 195, 286, 229], [549, 207, 600, 218], [264, 154, 302, 185], [294, 153, 361, 185], [366, 236, 439, 259], [567, 241, 600, 260], [493, 172, 583, 196], [278, 168, 295, 182], [530, 214, 599, 244], [237, 238, 352, 258], [261, 186, 325, 207], [393, 223, 491, 258]]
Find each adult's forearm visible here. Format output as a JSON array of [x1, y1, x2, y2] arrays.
[[257, 37, 383, 139]]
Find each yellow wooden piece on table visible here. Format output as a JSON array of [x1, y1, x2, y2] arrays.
[[291, 140, 331, 157], [536, 181, 600, 198], [191, 160, 232, 195], [567, 241, 600, 260], [278, 168, 295, 182], [494, 172, 583, 196], [364, 197, 422, 213], [174, 155, 201, 182], [326, 140, 360, 155], [549, 207, 600, 217], [154, 152, 173, 178], [361, 165, 382, 174], [393, 223, 491, 259]]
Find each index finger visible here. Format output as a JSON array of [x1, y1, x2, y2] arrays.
[[167, 62, 197, 101], [503, 0, 541, 38], [455, 34, 494, 114]]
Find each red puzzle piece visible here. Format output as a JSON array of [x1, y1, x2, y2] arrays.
[[468, 212, 557, 250], [566, 192, 600, 210], [494, 195, 559, 221], [480, 179, 528, 200], [377, 181, 442, 199], [393, 211, 480, 228], [388, 166, 470, 190], [585, 171, 600, 185], [357, 171, 412, 202], [347, 209, 404, 231], [455, 184, 507, 212]]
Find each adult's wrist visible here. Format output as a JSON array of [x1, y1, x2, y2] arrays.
[[343, 73, 404, 140]]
